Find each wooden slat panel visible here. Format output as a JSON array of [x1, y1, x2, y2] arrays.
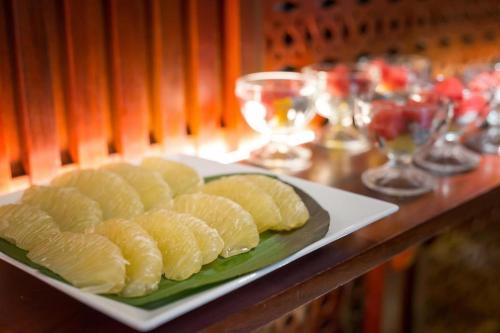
[[64, 0, 109, 166], [0, 0, 20, 174], [150, 0, 187, 146], [185, 0, 222, 138], [11, 0, 60, 182], [108, 0, 150, 158]]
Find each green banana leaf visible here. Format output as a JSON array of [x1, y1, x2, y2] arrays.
[[0, 174, 330, 309]]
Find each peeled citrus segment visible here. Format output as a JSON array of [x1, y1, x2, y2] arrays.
[[51, 169, 144, 220], [27, 232, 126, 294], [94, 219, 163, 297], [141, 158, 203, 196], [169, 212, 223, 265], [133, 210, 202, 281], [241, 175, 310, 231], [173, 193, 259, 258], [22, 185, 103, 233], [201, 176, 281, 233], [0, 204, 60, 250], [101, 163, 173, 211]]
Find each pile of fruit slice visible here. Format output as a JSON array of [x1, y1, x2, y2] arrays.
[[0, 158, 310, 297]]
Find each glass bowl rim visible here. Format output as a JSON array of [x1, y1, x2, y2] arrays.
[[236, 71, 306, 88]]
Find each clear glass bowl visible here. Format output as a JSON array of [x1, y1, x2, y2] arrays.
[[302, 62, 374, 152], [463, 62, 500, 155], [354, 93, 447, 196], [413, 77, 484, 174], [235, 71, 317, 171]]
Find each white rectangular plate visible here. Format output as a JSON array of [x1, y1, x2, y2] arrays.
[[0, 155, 398, 331]]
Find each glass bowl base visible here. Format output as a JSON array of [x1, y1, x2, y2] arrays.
[[465, 128, 500, 155], [413, 141, 481, 174], [315, 125, 370, 153], [362, 163, 435, 197], [249, 143, 311, 173]]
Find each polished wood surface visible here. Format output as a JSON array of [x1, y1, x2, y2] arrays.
[[0, 146, 499, 333]]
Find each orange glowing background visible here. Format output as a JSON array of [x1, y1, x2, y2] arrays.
[[0, 0, 499, 193]]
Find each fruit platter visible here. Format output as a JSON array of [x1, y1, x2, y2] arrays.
[[0, 155, 397, 331]]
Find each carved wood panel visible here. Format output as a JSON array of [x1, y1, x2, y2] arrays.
[[262, 0, 500, 73]]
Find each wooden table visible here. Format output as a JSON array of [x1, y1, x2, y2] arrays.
[[1, 146, 499, 333]]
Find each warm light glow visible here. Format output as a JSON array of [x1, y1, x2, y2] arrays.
[[0, 130, 316, 194]]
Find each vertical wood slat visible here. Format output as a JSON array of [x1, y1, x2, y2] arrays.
[[64, 0, 109, 166], [43, 0, 68, 158], [185, 0, 223, 138], [222, 0, 241, 131], [0, 112, 10, 189], [108, 0, 150, 158], [11, 0, 60, 182], [0, 0, 20, 175], [0, 0, 13, 188], [150, 0, 187, 146]]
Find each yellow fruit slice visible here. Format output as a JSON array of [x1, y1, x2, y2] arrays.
[[22, 185, 103, 233], [101, 163, 173, 211], [133, 210, 202, 281], [27, 232, 126, 294], [141, 158, 203, 196], [201, 176, 281, 232], [242, 175, 310, 231], [94, 219, 163, 297], [51, 169, 144, 219], [173, 193, 259, 258], [0, 204, 60, 250], [169, 212, 223, 265]]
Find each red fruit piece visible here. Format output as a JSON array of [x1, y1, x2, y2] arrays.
[[468, 72, 497, 93], [352, 73, 373, 95], [493, 70, 500, 85], [382, 65, 408, 91], [365, 59, 387, 81], [434, 77, 464, 101], [369, 102, 407, 140], [261, 90, 291, 108], [454, 92, 489, 120], [403, 101, 437, 129], [326, 65, 350, 97]]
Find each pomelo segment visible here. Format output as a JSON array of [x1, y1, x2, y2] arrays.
[[173, 193, 259, 258], [28, 232, 126, 294], [141, 158, 203, 196], [95, 219, 163, 297], [133, 210, 202, 281], [202, 176, 281, 232], [22, 185, 102, 233], [101, 163, 173, 210], [51, 169, 144, 219], [167, 212, 223, 265], [242, 175, 309, 231], [0, 204, 60, 250]]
